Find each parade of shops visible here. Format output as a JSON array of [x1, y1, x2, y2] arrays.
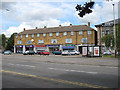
[[14, 23, 97, 54]]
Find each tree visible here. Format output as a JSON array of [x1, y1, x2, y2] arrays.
[[101, 34, 114, 50], [116, 24, 120, 52], [6, 33, 17, 52], [1, 34, 7, 50], [75, 1, 95, 17]]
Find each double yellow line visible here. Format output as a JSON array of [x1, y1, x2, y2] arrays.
[[1, 69, 109, 88]]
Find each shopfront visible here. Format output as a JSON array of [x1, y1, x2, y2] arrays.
[[36, 45, 47, 51], [15, 45, 23, 53], [62, 44, 75, 51], [46, 45, 60, 53], [25, 45, 34, 51]]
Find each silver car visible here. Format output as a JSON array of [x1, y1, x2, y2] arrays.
[[4, 50, 12, 55]]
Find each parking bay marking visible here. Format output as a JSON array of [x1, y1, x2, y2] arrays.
[[48, 68, 98, 74], [8, 63, 36, 68], [1, 69, 108, 88]]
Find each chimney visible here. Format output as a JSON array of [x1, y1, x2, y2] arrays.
[[44, 26, 47, 28], [23, 28, 25, 31], [70, 24, 72, 26], [35, 27, 38, 29], [59, 25, 62, 28], [88, 22, 90, 27]]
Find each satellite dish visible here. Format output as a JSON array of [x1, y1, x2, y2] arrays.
[[31, 39, 34, 42]]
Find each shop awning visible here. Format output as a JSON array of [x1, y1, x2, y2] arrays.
[[62, 46, 75, 49]]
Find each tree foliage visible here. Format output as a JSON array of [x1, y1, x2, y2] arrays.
[[1, 34, 7, 49], [6, 33, 17, 52], [101, 34, 114, 50], [116, 24, 120, 52]]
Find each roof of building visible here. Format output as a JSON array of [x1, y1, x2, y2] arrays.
[[18, 25, 95, 35], [95, 18, 120, 27]]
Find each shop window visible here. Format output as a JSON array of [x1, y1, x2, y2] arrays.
[[88, 31, 92, 34], [27, 40, 32, 44], [38, 40, 44, 44], [63, 32, 67, 36], [16, 35, 18, 38], [56, 32, 59, 36], [51, 39, 57, 44], [32, 34, 34, 37], [66, 39, 72, 43], [43, 33, 46, 37], [26, 34, 28, 38], [81, 38, 88, 43], [37, 33, 40, 37], [21, 35, 23, 38], [49, 33, 53, 37], [79, 31, 83, 35], [17, 40, 22, 44], [71, 31, 74, 35]]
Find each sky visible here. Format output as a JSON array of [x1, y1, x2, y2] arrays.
[[0, 0, 120, 37]]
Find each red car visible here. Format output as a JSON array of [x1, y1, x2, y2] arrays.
[[42, 51, 49, 55]]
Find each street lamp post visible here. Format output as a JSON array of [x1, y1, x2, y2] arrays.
[[112, 4, 116, 58]]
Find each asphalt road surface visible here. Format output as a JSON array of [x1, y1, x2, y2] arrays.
[[1, 54, 119, 88]]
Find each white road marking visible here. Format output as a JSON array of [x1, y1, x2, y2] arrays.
[[48, 68, 98, 74], [8, 63, 36, 68], [106, 67, 118, 68]]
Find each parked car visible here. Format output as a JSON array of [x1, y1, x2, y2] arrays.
[[117, 52, 120, 55], [23, 50, 35, 55], [69, 50, 80, 55], [37, 50, 44, 55], [43, 51, 49, 55], [4, 50, 12, 55], [53, 51, 62, 55], [62, 50, 70, 55], [103, 50, 112, 55]]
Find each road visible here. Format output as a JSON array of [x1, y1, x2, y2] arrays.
[[1, 54, 119, 88]]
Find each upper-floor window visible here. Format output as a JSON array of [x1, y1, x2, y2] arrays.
[[79, 31, 83, 35], [49, 33, 53, 37], [32, 34, 34, 37], [26, 34, 28, 38], [81, 38, 88, 43], [56, 32, 59, 36], [51, 39, 57, 44], [16, 35, 18, 38], [66, 38, 72, 43], [43, 33, 46, 37], [27, 40, 32, 44], [71, 31, 74, 35], [17, 40, 22, 44], [21, 35, 23, 38], [37, 33, 40, 37], [88, 31, 92, 34], [63, 32, 67, 36]]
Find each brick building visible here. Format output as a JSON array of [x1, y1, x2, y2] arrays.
[[14, 23, 97, 54]]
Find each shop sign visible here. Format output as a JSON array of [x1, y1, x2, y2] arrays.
[[15, 45, 23, 48], [64, 44, 75, 47], [82, 47, 87, 56], [36, 45, 46, 47], [47, 45, 60, 47], [94, 47, 99, 56], [25, 45, 34, 48]]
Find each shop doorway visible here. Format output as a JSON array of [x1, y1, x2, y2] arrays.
[[78, 46, 82, 54]]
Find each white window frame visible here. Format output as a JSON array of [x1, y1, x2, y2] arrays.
[[17, 40, 22, 44], [26, 34, 28, 38], [31, 34, 34, 37], [37, 33, 40, 37], [49, 33, 53, 37], [27, 40, 32, 44], [79, 31, 83, 35], [43, 33, 46, 37], [65, 38, 72, 43], [51, 39, 57, 44], [71, 31, 74, 35], [88, 31, 92, 34], [63, 32, 67, 36], [81, 38, 88, 43], [21, 35, 23, 38], [16, 35, 18, 38], [38, 40, 44, 44], [56, 32, 59, 36]]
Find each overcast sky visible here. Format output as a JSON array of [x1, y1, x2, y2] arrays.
[[1, 0, 120, 37]]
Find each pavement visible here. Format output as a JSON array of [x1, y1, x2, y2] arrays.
[[2, 54, 119, 67]]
